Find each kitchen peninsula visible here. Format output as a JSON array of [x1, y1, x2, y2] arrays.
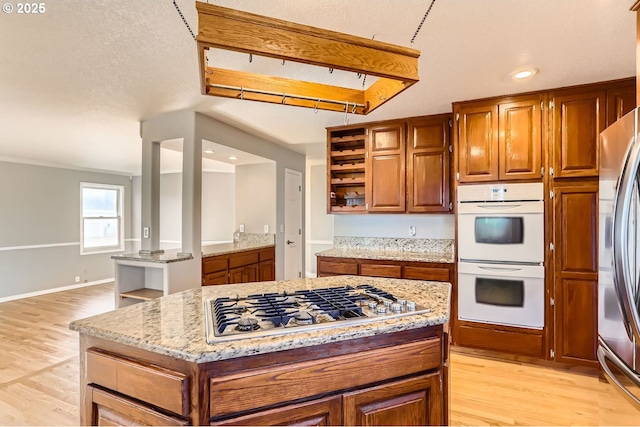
[[70, 276, 451, 426]]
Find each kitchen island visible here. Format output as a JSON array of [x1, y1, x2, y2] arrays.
[[70, 275, 451, 426]]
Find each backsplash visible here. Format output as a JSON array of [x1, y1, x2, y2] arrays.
[[333, 236, 454, 254], [235, 232, 276, 245]]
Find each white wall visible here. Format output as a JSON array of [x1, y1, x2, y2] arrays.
[[0, 160, 132, 300], [131, 171, 235, 251], [235, 162, 276, 234]]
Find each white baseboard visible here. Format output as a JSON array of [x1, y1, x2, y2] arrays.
[[0, 278, 114, 303]]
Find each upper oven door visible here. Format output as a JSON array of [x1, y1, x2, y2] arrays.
[[458, 200, 544, 264]]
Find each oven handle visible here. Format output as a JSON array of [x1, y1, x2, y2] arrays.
[[475, 204, 523, 210], [477, 266, 523, 272]]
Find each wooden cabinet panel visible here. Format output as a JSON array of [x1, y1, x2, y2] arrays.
[[457, 103, 499, 182], [86, 386, 188, 426], [212, 396, 342, 426], [456, 324, 544, 358], [245, 264, 258, 283], [209, 339, 441, 418], [606, 82, 636, 127], [86, 348, 189, 417], [407, 115, 451, 212], [204, 270, 228, 286], [551, 89, 605, 178], [343, 374, 441, 426], [367, 123, 406, 212], [229, 267, 245, 284], [552, 182, 599, 366], [229, 252, 260, 269], [317, 258, 358, 276], [259, 260, 275, 281], [403, 266, 450, 282], [203, 257, 228, 274], [360, 263, 402, 278], [498, 96, 542, 180]]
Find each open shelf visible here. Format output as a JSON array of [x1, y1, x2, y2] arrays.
[[120, 288, 163, 301], [328, 126, 367, 214]]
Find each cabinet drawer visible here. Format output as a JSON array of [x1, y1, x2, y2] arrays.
[[203, 257, 228, 274], [403, 266, 450, 282], [229, 252, 260, 269], [317, 259, 358, 275], [360, 263, 402, 278], [209, 339, 441, 418], [204, 270, 228, 286], [259, 248, 274, 261], [86, 348, 189, 417]]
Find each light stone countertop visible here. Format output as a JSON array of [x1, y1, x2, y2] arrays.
[[111, 249, 193, 264], [316, 247, 455, 264], [69, 276, 450, 364]]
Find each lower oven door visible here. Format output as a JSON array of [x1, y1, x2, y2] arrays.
[[458, 261, 545, 329]]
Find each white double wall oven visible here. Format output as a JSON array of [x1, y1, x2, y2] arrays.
[[457, 183, 545, 330]]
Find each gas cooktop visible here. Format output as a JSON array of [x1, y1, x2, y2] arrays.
[[204, 284, 430, 343]]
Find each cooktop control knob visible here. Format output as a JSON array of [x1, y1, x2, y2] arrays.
[[383, 300, 392, 307], [376, 305, 387, 314], [368, 301, 378, 310], [391, 303, 402, 312], [397, 298, 406, 306], [406, 301, 416, 311]]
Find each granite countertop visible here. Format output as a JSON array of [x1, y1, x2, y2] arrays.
[[111, 249, 193, 264], [202, 241, 275, 258], [69, 276, 450, 364]]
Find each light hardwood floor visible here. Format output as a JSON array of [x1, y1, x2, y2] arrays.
[[0, 283, 638, 425]]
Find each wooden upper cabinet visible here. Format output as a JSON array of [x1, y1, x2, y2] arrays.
[[366, 122, 406, 212], [550, 88, 605, 178], [456, 102, 499, 182], [606, 80, 636, 127], [455, 94, 543, 183], [406, 115, 451, 212], [498, 95, 543, 180]]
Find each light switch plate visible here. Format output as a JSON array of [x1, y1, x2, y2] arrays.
[[239, 224, 245, 232], [264, 225, 269, 233]]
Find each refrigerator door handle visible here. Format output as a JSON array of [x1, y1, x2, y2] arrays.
[[597, 343, 640, 408], [611, 122, 640, 343]]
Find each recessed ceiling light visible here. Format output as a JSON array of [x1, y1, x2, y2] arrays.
[[203, 149, 215, 154], [228, 156, 238, 160], [512, 68, 538, 80]]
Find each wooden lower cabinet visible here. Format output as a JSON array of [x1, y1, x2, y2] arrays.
[[80, 327, 448, 426], [212, 396, 342, 426], [86, 386, 188, 426], [343, 374, 441, 426], [203, 247, 275, 285], [316, 257, 453, 284], [551, 181, 599, 366]]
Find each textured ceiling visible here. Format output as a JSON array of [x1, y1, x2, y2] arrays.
[[0, 0, 636, 175]]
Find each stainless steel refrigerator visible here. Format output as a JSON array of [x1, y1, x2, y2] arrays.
[[599, 106, 640, 408]]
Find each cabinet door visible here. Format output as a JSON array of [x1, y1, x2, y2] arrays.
[[606, 82, 636, 127], [366, 122, 406, 212], [552, 182, 598, 366], [498, 95, 543, 180], [551, 89, 605, 178], [229, 267, 245, 284], [204, 270, 228, 286], [85, 386, 188, 426], [259, 260, 275, 281], [212, 395, 342, 426], [343, 374, 442, 426], [456, 102, 499, 182], [406, 115, 451, 212], [245, 264, 258, 283]]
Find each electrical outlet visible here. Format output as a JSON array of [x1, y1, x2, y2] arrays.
[[264, 225, 269, 233], [143, 227, 150, 238], [239, 224, 245, 232], [75, 276, 80, 283], [409, 226, 416, 236]]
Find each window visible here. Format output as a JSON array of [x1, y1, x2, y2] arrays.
[[80, 182, 124, 254]]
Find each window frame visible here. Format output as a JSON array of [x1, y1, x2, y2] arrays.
[[80, 182, 125, 255]]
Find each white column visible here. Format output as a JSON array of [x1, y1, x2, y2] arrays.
[[140, 138, 162, 254], [180, 132, 202, 256]]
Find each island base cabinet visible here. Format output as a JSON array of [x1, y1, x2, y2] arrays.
[[85, 386, 188, 426], [211, 396, 342, 426], [343, 374, 442, 426]]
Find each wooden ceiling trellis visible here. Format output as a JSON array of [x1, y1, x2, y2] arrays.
[[196, 2, 421, 115]]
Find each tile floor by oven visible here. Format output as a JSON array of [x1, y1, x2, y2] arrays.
[[0, 283, 637, 425]]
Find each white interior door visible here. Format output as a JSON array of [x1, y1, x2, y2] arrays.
[[285, 169, 303, 280]]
